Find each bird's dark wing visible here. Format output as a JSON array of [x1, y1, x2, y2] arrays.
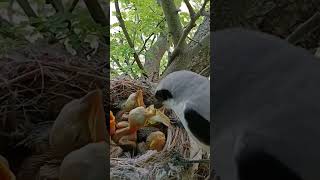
[[212, 29, 320, 179], [184, 103, 210, 146], [213, 130, 303, 180], [234, 132, 302, 180]]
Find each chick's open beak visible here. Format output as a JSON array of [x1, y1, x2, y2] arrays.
[[145, 105, 171, 127]]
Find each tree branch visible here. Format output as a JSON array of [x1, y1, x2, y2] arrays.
[[46, 0, 65, 13], [138, 33, 155, 54], [168, 0, 209, 64], [159, 0, 184, 46], [69, 0, 80, 12], [144, 33, 168, 82], [184, 0, 195, 18], [114, 0, 147, 77], [16, 0, 37, 18], [83, 0, 108, 27], [286, 12, 320, 44], [124, 59, 138, 79], [111, 55, 127, 75], [162, 26, 209, 77], [188, 33, 209, 58]]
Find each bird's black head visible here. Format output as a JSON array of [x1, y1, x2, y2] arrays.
[[154, 89, 173, 108]]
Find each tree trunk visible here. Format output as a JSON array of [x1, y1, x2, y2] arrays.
[[159, 0, 184, 46], [162, 16, 210, 77], [144, 33, 169, 82]]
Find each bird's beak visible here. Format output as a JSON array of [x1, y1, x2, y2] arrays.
[[81, 89, 107, 142], [145, 105, 171, 127]]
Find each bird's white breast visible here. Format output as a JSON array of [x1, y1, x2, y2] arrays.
[[164, 100, 210, 153]]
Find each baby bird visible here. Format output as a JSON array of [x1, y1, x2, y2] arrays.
[[0, 155, 15, 180]]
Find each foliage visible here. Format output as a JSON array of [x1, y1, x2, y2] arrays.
[[110, 0, 164, 78], [111, 0, 206, 78], [0, 0, 107, 56]]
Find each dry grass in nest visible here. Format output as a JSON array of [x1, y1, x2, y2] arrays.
[[110, 76, 156, 110], [110, 78, 210, 180], [0, 54, 106, 125], [0, 48, 106, 177]]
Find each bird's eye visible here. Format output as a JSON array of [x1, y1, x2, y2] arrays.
[[155, 89, 173, 101]]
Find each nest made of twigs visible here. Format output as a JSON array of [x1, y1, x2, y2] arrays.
[[110, 76, 156, 110], [0, 55, 105, 124], [110, 77, 209, 180], [0, 43, 106, 178]]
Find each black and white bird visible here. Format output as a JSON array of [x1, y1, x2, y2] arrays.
[[213, 28, 320, 180], [154, 70, 210, 153]]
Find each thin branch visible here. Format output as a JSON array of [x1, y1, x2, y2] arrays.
[[150, 35, 157, 46], [138, 33, 155, 54], [114, 0, 147, 77], [188, 33, 209, 56], [69, 0, 80, 12], [46, 0, 64, 13], [199, 66, 209, 76], [168, 0, 209, 64], [111, 55, 127, 75], [187, 36, 200, 44], [184, 0, 195, 18], [83, 0, 108, 27], [7, 0, 14, 22], [16, 0, 37, 18], [124, 59, 138, 79], [286, 12, 320, 44], [138, 17, 166, 54]]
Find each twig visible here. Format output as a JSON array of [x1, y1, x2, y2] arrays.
[[16, 0, 37, 18], [46, 0, 64, 13], [68, 0, 80, 12], [111, 55, 127, 75], [137, 18, 165, 55], [183, 0, 195, 18], [286, 12, 320, 44], [0, 69, 40, 88], [83, 0, 108, 27], [114, 0, 148, 77], [169, 0, 209, 64], [7, 0, 14, 22], [199, 66, 210, 76], [77, 71, 109, 81], [138, 33, 155, 54], [36, 60, 45, 95], [187, 36, 200, 44]]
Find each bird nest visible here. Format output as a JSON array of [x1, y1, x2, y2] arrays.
[[0, 45, 106, 179], [110, 77, 210, 180]]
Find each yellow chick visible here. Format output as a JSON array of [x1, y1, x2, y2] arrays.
[[49, 89, 107, 158], [145, 105, 171, 127], [112, 107, 155, 144], [121, 90, 145, 112], [112, 120, 138, 150], [112, 106, 170, 150], [110, 111, 116, 136], [146, 131, 166, 151]]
